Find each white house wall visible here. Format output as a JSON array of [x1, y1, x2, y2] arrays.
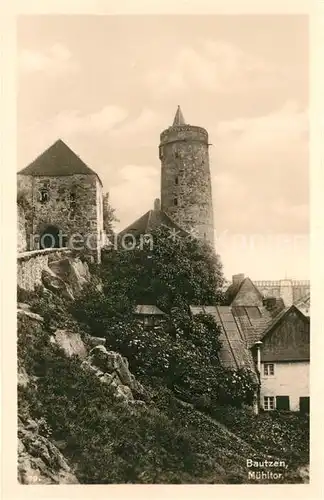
[[260, 360, 309, 411]]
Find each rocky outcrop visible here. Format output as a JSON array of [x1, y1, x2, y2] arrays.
[[48, 256, 91, 298], [17, 307, 44, 323], [84, 334, 106, 349], [50, 329, 88, 359], [18, 367, 30, 387], [18, 416, 78, 484], [82, 345, 150, 403], [297, 464, 309, 483], [42, 268, 74, 301]]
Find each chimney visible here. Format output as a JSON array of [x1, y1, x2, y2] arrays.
[[263, 297, 277, 309], [153, 198, 161, 211], [255, 341, 263, 374], [232, 273, 245, 286]]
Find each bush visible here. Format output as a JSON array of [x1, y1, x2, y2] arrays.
[[211, 405, 309, 466], [18, 335, 222, 483]]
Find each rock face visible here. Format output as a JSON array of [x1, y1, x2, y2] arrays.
[[42, 267, 74, 300], [84, 334, 107, 349], [51, 329, 88, 359], [17, 308, 44, 323], [18, 416, 78, 485], [82, 345, 149, 403], [298, 464, 309, 483], [48, 256, 91, 298]]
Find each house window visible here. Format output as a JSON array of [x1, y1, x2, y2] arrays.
[[39, 189, 49, 203], [174, 198, 178, 206], [264, 363, 274, 376], [264, 396, 275, 411], [175, 176, 179, 185]]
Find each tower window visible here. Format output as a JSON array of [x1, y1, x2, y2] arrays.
[[175, 176, 179, 185], [174, 198, 178, 206], [70, 189, 77, 210], [39, 189, 49, 203]]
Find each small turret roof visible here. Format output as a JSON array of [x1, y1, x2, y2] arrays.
[[172, 105, 186, 126], [18, 139, 102, 185]]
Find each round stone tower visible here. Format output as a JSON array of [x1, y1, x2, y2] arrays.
[[159, 106, 214, 247]]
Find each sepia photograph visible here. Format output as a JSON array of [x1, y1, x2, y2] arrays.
[[15, 13, 309, 486]]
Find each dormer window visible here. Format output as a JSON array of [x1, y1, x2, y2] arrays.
[[39, 189, 49, 203]]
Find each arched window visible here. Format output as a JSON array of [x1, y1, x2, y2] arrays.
[[39, 189, 49, 203]]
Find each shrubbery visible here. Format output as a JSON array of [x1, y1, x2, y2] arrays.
[[211, 405, 309, 466], [17, 316, 252, 484]]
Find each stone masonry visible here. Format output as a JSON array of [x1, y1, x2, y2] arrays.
[[17, 139, 104, 262], [159, 107, 214, 247], [17, 174, 102, 256]]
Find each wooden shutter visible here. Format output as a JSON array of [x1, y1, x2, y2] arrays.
[[299, 397, 310, 414], [276, 395, 290, 411]]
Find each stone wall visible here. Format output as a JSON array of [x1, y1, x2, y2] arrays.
[[17, 173, 103, 261], [17, 204, 27, 253], [17, 248, 71, 291], [254, 280, 310, 307], [159, 125, 214, 247]]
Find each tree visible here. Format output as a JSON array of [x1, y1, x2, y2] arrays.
[[100, 224, 225, 313], [103, 192, 119, 242]]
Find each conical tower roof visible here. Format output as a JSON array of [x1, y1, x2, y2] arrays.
[[172, 105, 186, 126]]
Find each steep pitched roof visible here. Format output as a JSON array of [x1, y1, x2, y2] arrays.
[[18, 139, 102, 185], [225, 277, 263, 305], [255, 305, 310, 362], [118, 209, 188, 238], [295, 292, 310, 308], [134, 305, 166, 316], [172, 105, 186, 126], [231, 306, 273, 348], [258, 305, 309, 344], [190, 305, 257, 380]]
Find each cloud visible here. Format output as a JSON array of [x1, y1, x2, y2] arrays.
[[210, 101, 309, 234], [19, 43, 78, 76], [109, 108, 159, 139], [25, 105, 128, 143], [52, 106, 128, 135], [109, 164, 160, 230], [19, 105, 129, 168], [145, 40, 283, 96]]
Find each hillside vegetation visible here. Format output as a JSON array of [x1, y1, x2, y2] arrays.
[[17, 227, 309, 483]]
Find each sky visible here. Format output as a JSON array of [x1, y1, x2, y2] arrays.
[[17, 15, 309, 281]]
